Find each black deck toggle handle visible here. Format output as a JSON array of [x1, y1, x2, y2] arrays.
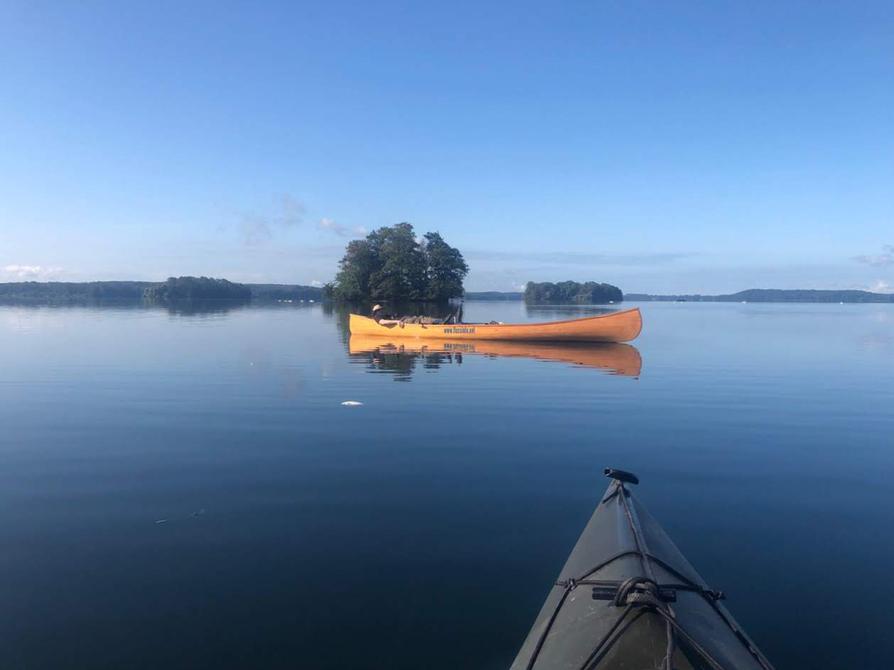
[[592, 585, 676, 603], [604, 468, 639, 485]]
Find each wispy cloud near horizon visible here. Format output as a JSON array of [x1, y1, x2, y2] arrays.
[[465, 249, 697, 266], [317, 218, 367, 238], [237, 194, 306, 246], [2, 264, 65, 280], [853, 245, 894, 268], [867, 280, 893, 294]]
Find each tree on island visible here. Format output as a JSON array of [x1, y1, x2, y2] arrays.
[[143, 276, 252, 303], [524, 281, 623, 304], [328, 223, 468, 302]]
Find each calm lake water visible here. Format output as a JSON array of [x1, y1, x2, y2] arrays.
[[1, 301, 892, 669]]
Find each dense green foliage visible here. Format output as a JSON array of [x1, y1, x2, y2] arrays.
[[143, 277, 252, 303], [330, 223, 468, 302], [422, 231, 468, 301], [524, 281, 623, 304]]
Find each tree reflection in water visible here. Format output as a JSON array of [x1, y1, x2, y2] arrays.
[[347, 337, 641, 380], [350, 342, 463, 381]]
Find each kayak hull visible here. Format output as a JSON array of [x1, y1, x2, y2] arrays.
[[348, 308, 642, 343], [511, 471, 774, 670]]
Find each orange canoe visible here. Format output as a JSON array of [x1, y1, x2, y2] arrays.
[[348, 336, 642, 376], [348, 308, 642, 343]]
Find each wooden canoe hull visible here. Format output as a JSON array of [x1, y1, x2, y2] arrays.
[[348, 308, 642, 343], [348, 336, 642, 376]]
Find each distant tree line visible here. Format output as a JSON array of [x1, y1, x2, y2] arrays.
[[0, 279, 324, 305], [0, 281, 153, 302], [625, 289, 894, 303], [327, 223, 468, 302], [524, 281, 623, 304]]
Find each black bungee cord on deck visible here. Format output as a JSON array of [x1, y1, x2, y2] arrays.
[[524, 469, 775, 670]]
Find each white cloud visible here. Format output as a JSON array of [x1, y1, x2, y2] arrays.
[[853, 245, 894, 268], [465, 249, 696, 266], [310, 279, 324, 287], [318, 218, 367, 238], [2, 264, 64, 280], [869, 280, 893, 294]]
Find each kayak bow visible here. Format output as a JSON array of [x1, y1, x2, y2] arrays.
[[511, 469, 774, 670]]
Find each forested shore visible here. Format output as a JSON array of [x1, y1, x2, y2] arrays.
[[0, 278, 323, 304]]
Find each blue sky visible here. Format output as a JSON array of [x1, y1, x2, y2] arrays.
[[1, 1, 892, 293]]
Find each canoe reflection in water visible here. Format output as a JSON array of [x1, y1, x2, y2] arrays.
[[348, 336, 642, 379]]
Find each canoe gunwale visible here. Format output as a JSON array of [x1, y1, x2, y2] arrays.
[[365, 307, 639, 330], [348, 308, 642, 343], [446, 308, 640, 329]]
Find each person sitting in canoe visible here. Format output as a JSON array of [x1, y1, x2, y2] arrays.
[[371, 304, 401, 326], [372, 303, 476, 326]]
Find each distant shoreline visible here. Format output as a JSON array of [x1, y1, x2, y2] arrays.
[[1, 283, 892, 305], [0, 280, 324, 304], [471, 288, 894, 303], [626, 289, 894, 303]]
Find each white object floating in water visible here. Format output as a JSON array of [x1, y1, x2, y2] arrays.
[[341, 400, 364, 407], [155, 519, 168, 524]]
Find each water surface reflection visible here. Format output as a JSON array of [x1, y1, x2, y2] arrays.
[[348, 336, 642, 378]]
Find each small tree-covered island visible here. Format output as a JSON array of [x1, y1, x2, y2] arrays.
[[524, 281, 623, 304], [144, 276, 252, 303], [326, 223, 468, 302]]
